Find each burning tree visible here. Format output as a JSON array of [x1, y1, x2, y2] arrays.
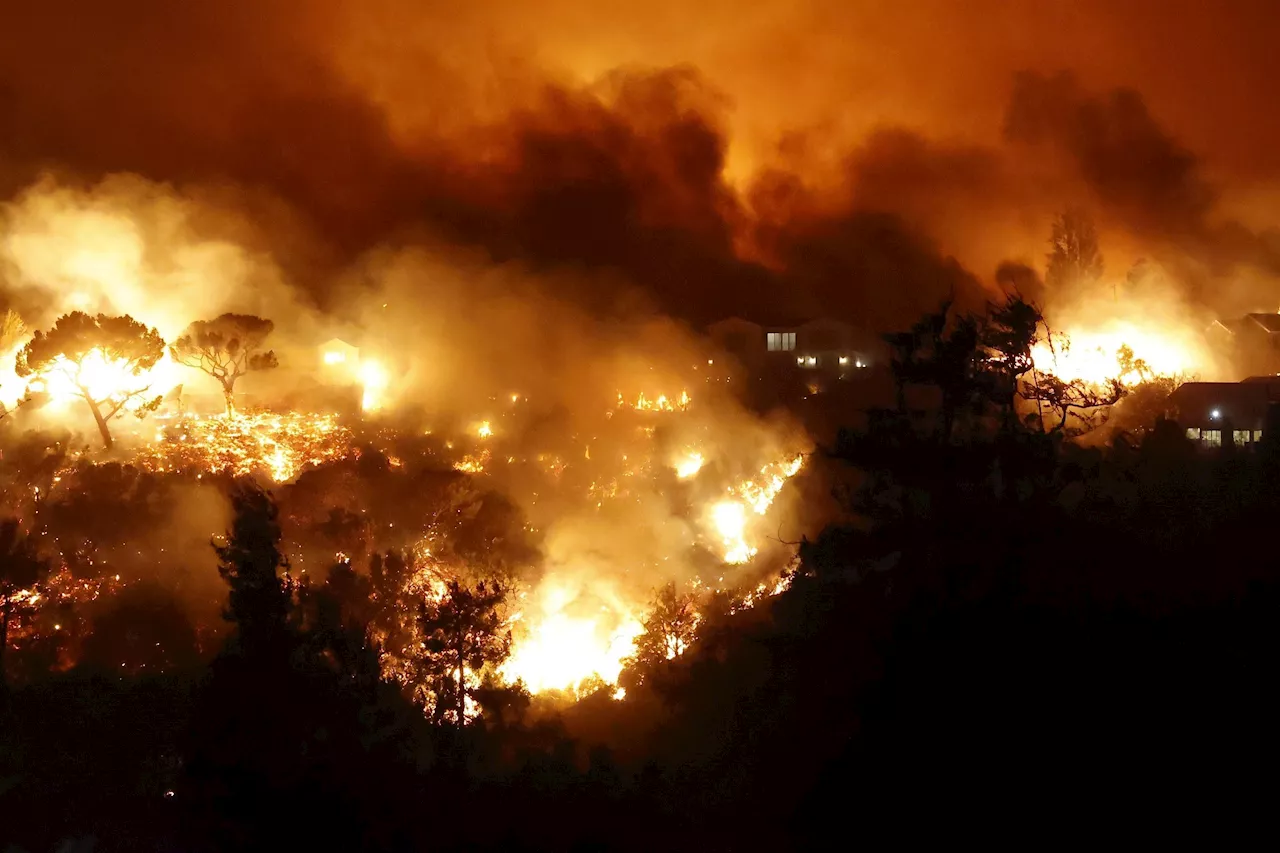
[[15, 312, 165, 450], [0, 518, 48, 690], [171, 314, 279, 415], [622, 582, 700, 686], [416, 578, 512, 724], [0, 309, 30, 421]]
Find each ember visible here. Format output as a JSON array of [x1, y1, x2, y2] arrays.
[[132, 411, 352, 482]]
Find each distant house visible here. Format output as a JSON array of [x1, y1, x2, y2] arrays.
[[319, 337, 360, 370], [1210, 313, 1280, 376], [1167, 379, 1280, 449], [707, 317, 767, 367], [706, 316, 878, 377]]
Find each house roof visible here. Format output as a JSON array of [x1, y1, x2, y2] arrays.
[[706, 315, 871, 333], [1169, 380, 1280, 424], [1245, 313, 1280, 333], [706, 313, 819, 331]]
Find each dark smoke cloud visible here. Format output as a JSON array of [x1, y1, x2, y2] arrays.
[[1002, 70, 1280, 305], [417, 67, 785, 323], [1004, 71, 1215, 241], [2, 1, 1279, 327]]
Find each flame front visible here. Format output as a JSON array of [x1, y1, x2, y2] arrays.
[[502, 591, 645, 695], [1031, 320, 1210, 385], [674, 451, 704, 479], [359, 359, 388, 412]]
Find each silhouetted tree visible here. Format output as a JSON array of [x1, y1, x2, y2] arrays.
[[889, 301, 986, 440], [1046, 209, 1104, 293], [214, 485, 291, 658], [623, 582, 700, 686], [15, 312, 165, 449], [995, 261, 1046, 307], [1024, 371, 1125, 435], [170, 314, 278, 415], [417, 578, 511, 724], [982, 293, 1045, 429], [1103, 348, 1180, 439], [0, 518, 47, 690]]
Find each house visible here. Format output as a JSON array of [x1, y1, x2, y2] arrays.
[[707, 317, 767, 368], [706, 316, 879, 378], [1209, 313, 1280, 376], [1167, 378, 1280, 449], [319, 337, 360, 370]]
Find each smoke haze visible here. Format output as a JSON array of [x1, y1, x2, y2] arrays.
[[1, 0, 1277, 327]]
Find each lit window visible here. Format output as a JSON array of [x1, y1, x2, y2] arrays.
[[796, 357, 804, 366], [1203, 429, 1222, 448], [1234, 430, 1252, 445], [806, 356, 817, 367], [767, 332, 796, 351], [1185, 428, 1201, 440], [1255, 430, 1264, 442], [839, 356, 849, 365]]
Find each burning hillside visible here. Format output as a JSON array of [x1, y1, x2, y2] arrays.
[[0, 394, 808, 706], [0, 229, 812, 708]]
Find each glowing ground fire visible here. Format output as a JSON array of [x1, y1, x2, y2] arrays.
[[0, 295, 808, 712]]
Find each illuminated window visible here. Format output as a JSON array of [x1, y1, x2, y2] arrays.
[[1256, 430, 1264, 442], [1202, 429, 1222, 448], [1185, 428, 1201, 440], [767, 332, 796, 351], [1234, 430, 1252, 445]]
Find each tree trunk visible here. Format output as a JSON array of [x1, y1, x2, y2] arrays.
[[1, 593, 9, 692], [222, 385, 236, 417], [87, 398, 113, 450], [456, 639, 467, 724]]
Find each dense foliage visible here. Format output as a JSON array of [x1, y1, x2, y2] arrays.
[[0, 305, 1271, 848]]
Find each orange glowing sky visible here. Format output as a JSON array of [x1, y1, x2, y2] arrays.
[[0, 1, 1278, 326]]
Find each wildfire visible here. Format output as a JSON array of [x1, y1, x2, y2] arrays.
[[25, 347, 183, 413], [454, 450, 490, 474], [711, 500, 755, 564], [132, 411, 352, 482], [0, 328, 808, 709], [618, 390, 691, 412], [3, 563, 128, 660], [370, 553, 452, 691], [503, 609, 644, 695], [501, 579, 645, 695], [737, 454, 805, 515], [359, 359, 388, 412], [674, 451, 704, 479], [1031, 321, 1205, 385]]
